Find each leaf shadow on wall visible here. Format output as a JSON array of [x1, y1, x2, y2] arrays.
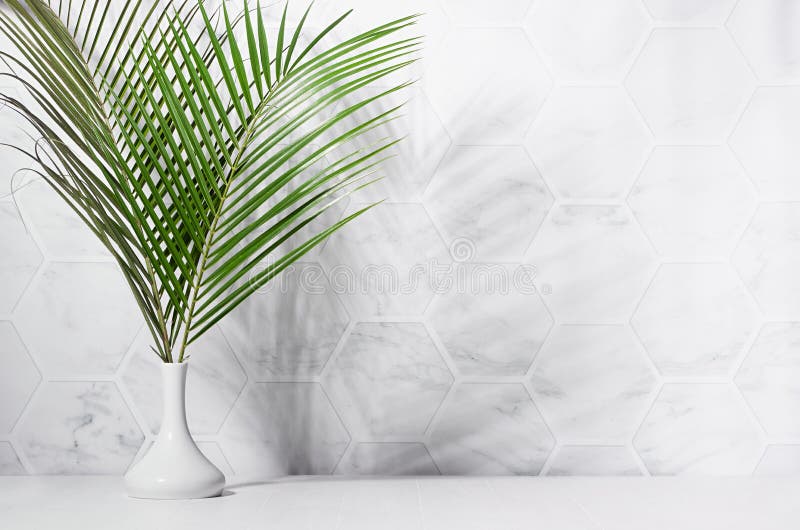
[[218, 73, 554, 478]]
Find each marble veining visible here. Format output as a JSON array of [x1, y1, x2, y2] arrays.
[[1, 0, 799, 478], [527, 206, 657, 323], [15, 382, 143, 474], [733, 203, 800, 318], [320, 204, 451, 317], [531, 325, 657, 442], [546, 446, 642, 476], [425, 145, 553, 261], [323, 322, 453, 439], [429, 383, 554, 475], [336, 443, 439, 475], [219, 382, 350, 479], [736, 323, 800, 438], [634, 384, 764, 475], [632, 264, 758, 376], [626, 29, 755, 143], [220, 263, 349, 379], [428, 264, 553, 377], [13, 263, 142, 377], [629, 146, 755, 259], [526, 87, 651, 199]]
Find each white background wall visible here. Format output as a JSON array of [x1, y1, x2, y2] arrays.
[[2, 0, 800, 478]]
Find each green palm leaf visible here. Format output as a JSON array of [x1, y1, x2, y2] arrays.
[[0, 0, 419, 363]]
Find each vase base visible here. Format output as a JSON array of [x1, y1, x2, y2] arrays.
[[125, 457, 226, 500], [125, 454, 226, 500]]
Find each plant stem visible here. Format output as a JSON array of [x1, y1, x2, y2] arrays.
[[176, 93, 274, 363]]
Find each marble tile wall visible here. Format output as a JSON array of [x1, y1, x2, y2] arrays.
[[1, 0, 800, 477]]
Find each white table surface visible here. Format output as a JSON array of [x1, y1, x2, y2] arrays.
[[0, 476, 797, 529]]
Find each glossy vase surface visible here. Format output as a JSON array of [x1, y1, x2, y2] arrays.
[[124, 362, 225, 499]]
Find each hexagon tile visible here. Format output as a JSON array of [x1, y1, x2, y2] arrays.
[[14, 262, 141, 377], [730, 87, 800, 200], [424, 28, 551, 145], [320, 203, 451, 317], [526, 206, 657, 323], [219, 382, 349, 479], [525, 86, 652, 200], [323, 322, 453, 440], [318, 0, 449, 82], [239, 148, 347, 261], [0, 322, 40, 433], [0, 88, 39, 196], [634, 384, 764, 475], [335, 443, 439, 475], [629, 146, 755, 259], [17, 179, 109, 258], [4, 0, 800, 481], [736, 323, 800, 439], [530, 325, 657, 442], [733, 203, 800, 318], [345, 87, 450, 203], [632, 264, 759, 377], [220, 263, 349, 379], [424, 146, 553, 262], [755, 445, 800, 476], [525, 0, 650, 84], [728, 0, 800, 84], [643, 0, 736, 25], [546, 446, 642, 476], [130, 439, 234, 480], [428, 264, 553, 377], [626, 28, 755, 143], [0, 201, 41, 313], [0, 442, 26, 475], [441, 0, 531, 27], [121, 326, 246, 435], [15, 382, 143, 474], [428, 383, 554, 475], [195, 441, 235, 479]]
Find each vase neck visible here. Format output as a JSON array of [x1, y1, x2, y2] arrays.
[[160, 362, 190, 439]]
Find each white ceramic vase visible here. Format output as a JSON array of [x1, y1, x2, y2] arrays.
[[124, 362, 225, 499]]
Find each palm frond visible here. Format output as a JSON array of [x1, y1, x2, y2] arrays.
[[0, 0, 419, 362]]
